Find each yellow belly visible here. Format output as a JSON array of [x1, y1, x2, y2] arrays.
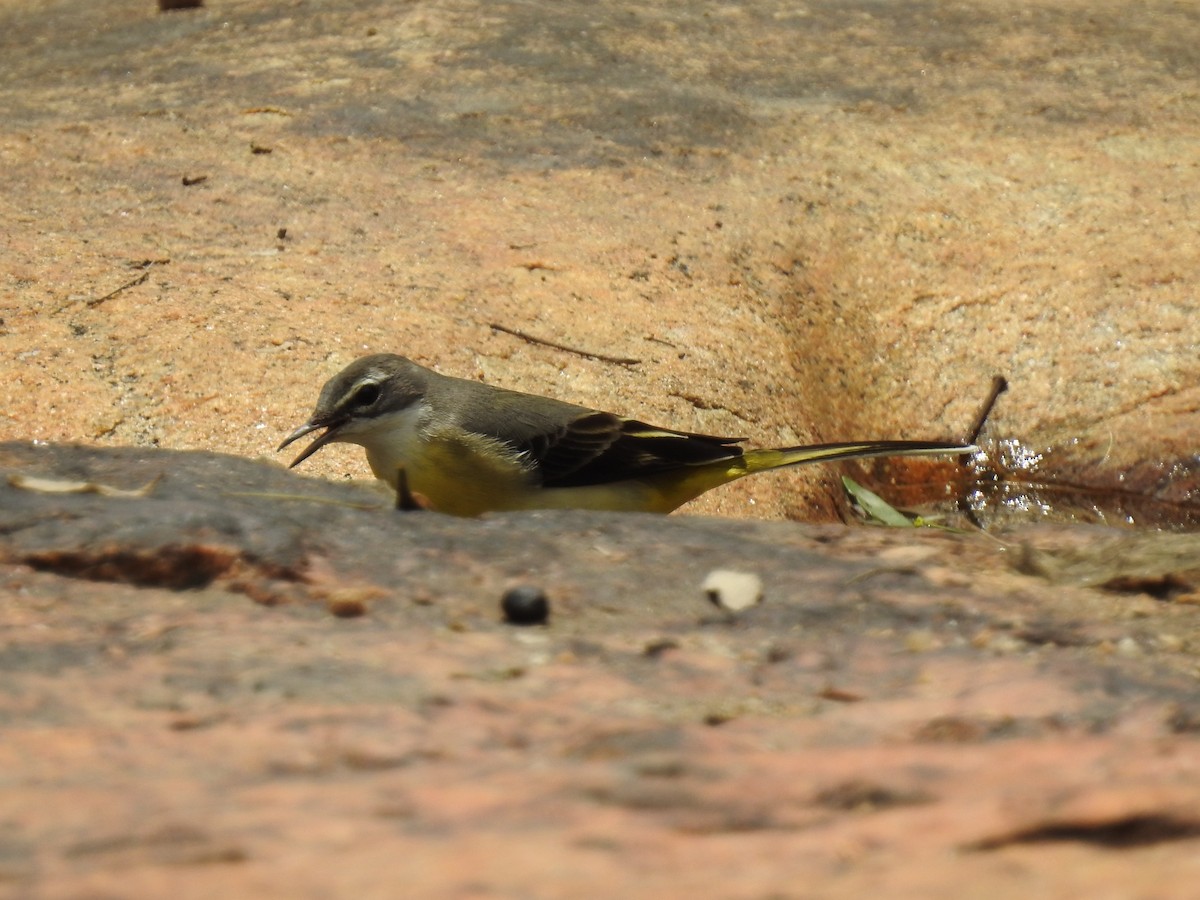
[[363, 431, 736, 516], [363, 429, 522, 517]]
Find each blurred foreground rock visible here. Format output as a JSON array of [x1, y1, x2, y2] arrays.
[[3, 442, 1200, 897]]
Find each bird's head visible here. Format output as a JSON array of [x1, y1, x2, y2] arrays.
[[277, 354, 429, 468]]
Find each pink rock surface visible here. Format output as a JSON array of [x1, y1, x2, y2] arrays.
[[2, 0, 1199, 894], [2, 445, 1199, 896]]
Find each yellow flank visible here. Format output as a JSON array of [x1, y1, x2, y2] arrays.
[[365, 434, 918, 516], [366, 433, 750, 516], [365, 428, 531, 517]]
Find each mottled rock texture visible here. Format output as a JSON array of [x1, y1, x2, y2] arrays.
[[2, 0, 1199, 895]]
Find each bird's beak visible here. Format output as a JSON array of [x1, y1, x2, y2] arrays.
[[277, 419, 343, 468]]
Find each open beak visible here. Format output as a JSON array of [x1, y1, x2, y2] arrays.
[[277, 419, 344, 468]]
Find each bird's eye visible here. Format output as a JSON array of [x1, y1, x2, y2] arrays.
[[351, 382, 381, 407]]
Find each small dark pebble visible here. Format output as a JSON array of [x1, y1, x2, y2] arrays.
[[501, 585, 549, 625]]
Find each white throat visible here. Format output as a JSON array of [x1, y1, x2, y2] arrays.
[[340, 403, 429, 485]]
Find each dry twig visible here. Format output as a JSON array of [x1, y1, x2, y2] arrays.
[[488, 323, 640, 366]]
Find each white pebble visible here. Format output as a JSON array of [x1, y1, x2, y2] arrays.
[[703, 570, 763, 612]]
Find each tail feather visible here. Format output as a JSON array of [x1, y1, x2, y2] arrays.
[[639, 439, 974, 512], [741, 440, 976, 474]]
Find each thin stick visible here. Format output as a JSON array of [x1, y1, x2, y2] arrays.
[[488, 323, 641, 366], [968, 375, 1009, 444], [86, 271, 149, 308]]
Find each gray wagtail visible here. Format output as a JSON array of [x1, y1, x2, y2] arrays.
[[278, 354, 974, 517]]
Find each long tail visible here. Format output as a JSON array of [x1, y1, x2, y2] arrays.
[[740, 440, 976, 474], [647, 439, 976, 512]]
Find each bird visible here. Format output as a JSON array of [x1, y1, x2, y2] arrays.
[[278, 354, 973, 517]]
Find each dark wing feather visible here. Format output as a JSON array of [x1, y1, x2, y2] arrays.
[[529, 414, 745, 488], [447, 375, 745, 488], [520, 411, 624, 484]]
